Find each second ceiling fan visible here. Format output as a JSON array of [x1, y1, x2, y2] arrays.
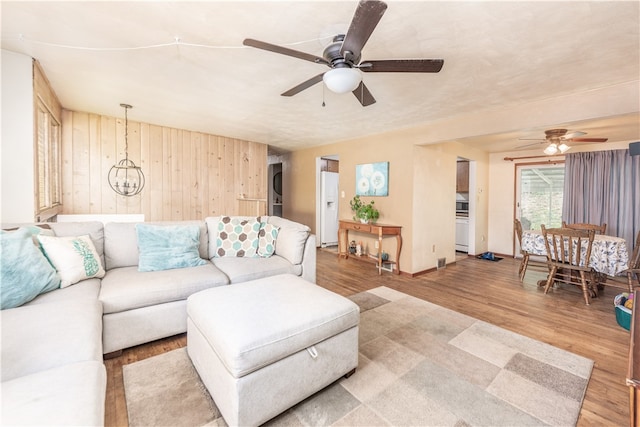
[[518, 128, 609, 155], [243, 0, 444, 107]]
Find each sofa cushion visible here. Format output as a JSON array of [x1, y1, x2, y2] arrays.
[[257, 222, 279, 257], [212, 255, 301, 284], [136, 223, 207, 272], [0, 299, 103, 381], [104, 221, 208, 269], [214, 216, 261, 258], [37, 234, 106, 288], [0, 227, 61, 309], [267, 216, 311, 265], [1, 360, 106, 427], [25, 278, 101, 306], [99, 263, 229, 314]]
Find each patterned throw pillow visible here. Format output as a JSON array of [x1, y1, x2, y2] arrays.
[[36, 234, 105, 287], [257, 223, 279, 257], [215, 217, 261, 257]]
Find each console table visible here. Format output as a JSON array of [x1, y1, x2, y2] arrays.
[[338, 220, 402, 275]]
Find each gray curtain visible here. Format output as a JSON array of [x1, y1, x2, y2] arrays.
[[563, 149, 640, 252]]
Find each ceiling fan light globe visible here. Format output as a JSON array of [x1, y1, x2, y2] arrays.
[[323, 68, 362, 94], [544, 143, 559, 155], [558, 143, 571, 153]]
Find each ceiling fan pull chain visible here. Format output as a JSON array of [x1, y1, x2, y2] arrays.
[[322, 81, 326, 107]]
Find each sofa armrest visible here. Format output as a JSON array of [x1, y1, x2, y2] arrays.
[[301, 234, 317, 283]]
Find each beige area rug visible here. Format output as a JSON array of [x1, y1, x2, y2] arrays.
[[123, 286, 593, 426]]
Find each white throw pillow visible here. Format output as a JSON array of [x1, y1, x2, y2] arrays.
[[37, 234, 105, 287]]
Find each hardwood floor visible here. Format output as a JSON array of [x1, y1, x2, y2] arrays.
[[104, 249, 630, 426]]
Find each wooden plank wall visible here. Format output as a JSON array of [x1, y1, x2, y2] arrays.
[[61, 110, 267, 221]]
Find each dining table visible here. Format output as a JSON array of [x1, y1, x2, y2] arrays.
[[521, 230, 629, 276]]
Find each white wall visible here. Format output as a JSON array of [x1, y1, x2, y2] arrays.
[[1, 50, 34, 223]]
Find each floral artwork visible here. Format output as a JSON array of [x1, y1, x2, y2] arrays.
[[356, 162, 389, 196]]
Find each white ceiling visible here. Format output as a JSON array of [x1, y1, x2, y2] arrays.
[[2, 1, 639, 154]]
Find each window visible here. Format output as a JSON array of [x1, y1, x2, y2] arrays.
[[516, 164, 565, 231], [35, 98, 62, 221]]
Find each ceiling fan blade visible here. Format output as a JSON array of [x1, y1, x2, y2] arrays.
[[281, 73, 325, 97], [341, 0, 388, 62], [360, 59, 444, 73], [563, 131, 586, 139], [569, 137, 608, 143], [243, 38, 329, 65], [352, 81, 376, 107], [516, 141, 545, 149]]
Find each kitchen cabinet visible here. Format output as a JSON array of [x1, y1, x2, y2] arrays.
[[321, 159, 339, 173], [455, 217, 469, 252], [456, 161, 469, 193]]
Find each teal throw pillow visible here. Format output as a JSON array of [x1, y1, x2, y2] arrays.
[[136, 224, 208, 272], [1, 227, 61, 309], [257, 223, 279, 257]]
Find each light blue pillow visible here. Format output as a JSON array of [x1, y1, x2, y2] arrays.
[[1, 227, 61, 309], [136, 224, 208, 272]]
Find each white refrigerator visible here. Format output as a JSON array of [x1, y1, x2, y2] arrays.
[[320, 171, 339, 247]]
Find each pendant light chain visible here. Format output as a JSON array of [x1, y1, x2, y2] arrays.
[[121, 103, 132, 163]]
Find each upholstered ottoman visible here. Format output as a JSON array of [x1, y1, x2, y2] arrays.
[[186, 274, 360, 426]]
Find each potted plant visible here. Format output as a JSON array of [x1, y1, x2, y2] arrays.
[[349, 195, 380, 224]]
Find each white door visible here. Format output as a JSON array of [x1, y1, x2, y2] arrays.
[[320, 171, 339, 247]]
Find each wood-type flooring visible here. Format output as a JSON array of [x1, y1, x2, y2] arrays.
[[104, 249, 631, 426]]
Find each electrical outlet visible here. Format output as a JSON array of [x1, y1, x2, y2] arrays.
[[432, 244, 436, 253], [374, 241, 379, 249], [341, 191, 345, 198]]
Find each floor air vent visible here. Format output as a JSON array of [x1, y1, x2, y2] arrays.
[[437, 258, 446, 269]]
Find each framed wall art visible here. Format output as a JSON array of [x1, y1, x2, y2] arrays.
[[355, 161, 388, 196]]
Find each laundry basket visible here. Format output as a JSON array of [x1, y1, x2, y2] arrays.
[[614, 293, 632, 331]]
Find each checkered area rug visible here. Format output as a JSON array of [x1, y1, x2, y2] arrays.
[[124, 286, 592, 426]]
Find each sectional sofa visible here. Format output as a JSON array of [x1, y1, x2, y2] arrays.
[[0, 215, 315, 426]]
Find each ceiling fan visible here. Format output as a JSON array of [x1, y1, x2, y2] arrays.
[[517, 129, 609, 155], [242, 0, 444, 107]]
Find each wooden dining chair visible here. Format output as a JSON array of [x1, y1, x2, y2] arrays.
[[562, 221, 607, 235], [514, 219, 548, 281], [603, 231, 640, 292], [541, 225, 597, 305]]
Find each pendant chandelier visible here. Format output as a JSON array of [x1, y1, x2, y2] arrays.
[[108, 104, 145, 196]]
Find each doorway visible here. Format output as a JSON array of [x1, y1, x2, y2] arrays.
[[514, 163, 565, 253], [315, 155, 340, 248], [455, 157, 477, 256], [268, 163, 283, 217], [515, 164, 565, 230]]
